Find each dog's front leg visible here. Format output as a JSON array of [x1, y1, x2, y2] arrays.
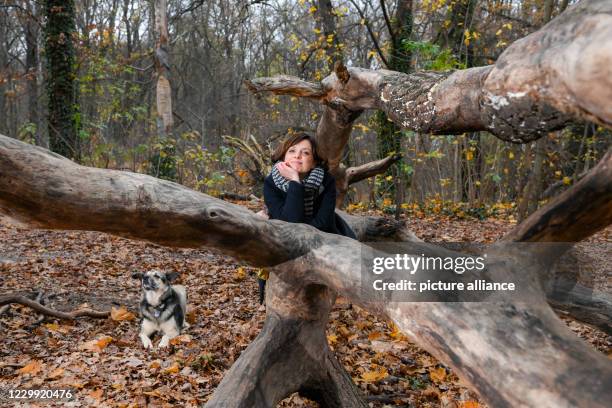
[[158, 319, 180, 348], [139, 319, 157, 349]]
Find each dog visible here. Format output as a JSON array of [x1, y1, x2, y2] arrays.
[[132, 270, 188, 349]]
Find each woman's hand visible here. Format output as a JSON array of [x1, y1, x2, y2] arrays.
[[276, 162, 300, 182]]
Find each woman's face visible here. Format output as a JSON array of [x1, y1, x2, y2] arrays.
[[284, 139, 315, 175]]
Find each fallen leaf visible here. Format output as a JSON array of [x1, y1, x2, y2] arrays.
[[234, 267, 246, 281], [368, 331, 383, 341], [89, 389, 104, 400], [327, 334, 338, 345], [80, 335, 113, 352], [459, 401, 480, 408], [170, 334, 192, 345], [44, 323, 60, 332], [186, 310, 197, 325], [371, 340, 393, 354], [388, 322, 407, 341], [337, 325, 351, 338], [429, 366, 447, 383], [110, 306, 135, 321], [18, 360, 43, 376], [163, 362, 180, 374], [44, 323, 72, 334], [361, 365, 388, 382], [47, 367, 65, 379]]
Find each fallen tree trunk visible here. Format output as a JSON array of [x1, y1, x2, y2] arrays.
[[1, 134, 611, 407]]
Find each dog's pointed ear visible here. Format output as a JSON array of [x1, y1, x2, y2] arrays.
[[166, 272, 179, 282], [132, 272, 143, 280]]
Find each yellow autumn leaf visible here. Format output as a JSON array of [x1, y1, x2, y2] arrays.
[[45, 322, 60, 331], [562, 176, 571, 185], [508, 151, 515, 159], [97, 336, 113, 349], [110, 306, 135, 321], [465, 150, 474, 161], [429, 366, 447, 382], [388, 322, 406, 340], [81, 335, 113, 352], [337, 325, 351, 338], [459, 401, 481, 408], [18, 360, 43, 375], [163, 362, 180, 374], [149, 361, 161, 369], [234, 267, 246, 281], [361, 366, 388, 382], [327, 334, 338, 345]]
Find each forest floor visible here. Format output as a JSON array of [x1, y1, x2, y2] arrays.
[[0, 201, 610, 408]]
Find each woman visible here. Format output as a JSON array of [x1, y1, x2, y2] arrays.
[[257, 132, 356, 307]]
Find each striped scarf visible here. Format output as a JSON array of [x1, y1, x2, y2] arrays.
[[271, 164, 325, 218]]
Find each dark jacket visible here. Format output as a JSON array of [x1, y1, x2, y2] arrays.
[[263, 171, 357, 239]]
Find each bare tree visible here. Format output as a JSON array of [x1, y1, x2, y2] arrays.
[[154, 0, 173, 136]]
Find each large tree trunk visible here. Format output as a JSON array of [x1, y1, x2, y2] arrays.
[[206, 273, 367, 407], [44, 0, 80, 160]]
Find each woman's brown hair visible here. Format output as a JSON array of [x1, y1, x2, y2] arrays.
[[271, 132, 323, 166]]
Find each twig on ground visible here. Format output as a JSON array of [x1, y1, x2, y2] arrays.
[[0, 294, 110, 320]]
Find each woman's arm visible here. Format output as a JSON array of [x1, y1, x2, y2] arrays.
[[307, 176, 337, 232], [263, 177, 305, 223]]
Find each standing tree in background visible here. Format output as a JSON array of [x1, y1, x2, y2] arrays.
[[149, 0, 176, 181], [44, 0, 80, 160], [373, 0, 413, 209], [153, 0, 173, 137], [315, 0, 342, 72], [516, 0, 555, 220]]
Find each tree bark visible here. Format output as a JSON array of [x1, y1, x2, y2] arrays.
[[154, 0, 173, 136], [44, 0, 80, 160], [206, 273, 367, 407]]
